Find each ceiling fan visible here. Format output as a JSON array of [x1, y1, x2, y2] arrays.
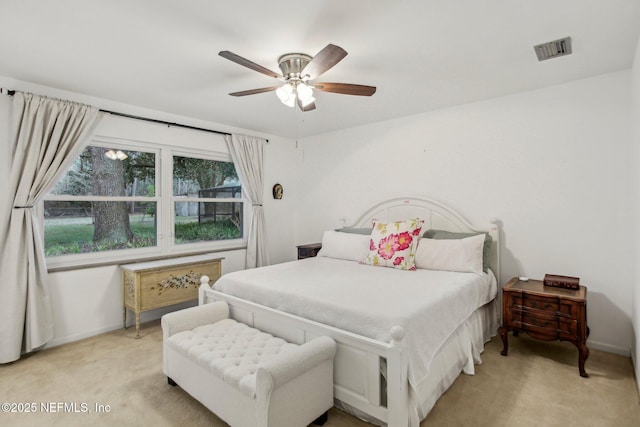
[[219, 44, 376, 112]]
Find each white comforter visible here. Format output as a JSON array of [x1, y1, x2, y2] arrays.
[[213, 256, 497, 388]]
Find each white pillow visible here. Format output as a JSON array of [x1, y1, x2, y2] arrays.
[[316, 230, 371, 262], [414, 233, 485, 274]]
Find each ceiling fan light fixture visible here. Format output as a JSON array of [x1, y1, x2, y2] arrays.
[[104, 149, 128, 161], [282, 96, 295, 108], [276, 83, 292, 101], [276, 84, 295, 107], [104, 149, 117, 160], [300, 96, 315, 107], [296, 82, 313, 101]]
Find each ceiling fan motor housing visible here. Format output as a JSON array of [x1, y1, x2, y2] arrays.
[[278, 53, 312, 80]]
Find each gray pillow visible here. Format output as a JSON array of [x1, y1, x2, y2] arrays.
[[422, 229, 493, 272], [335, 227, 373, 235]]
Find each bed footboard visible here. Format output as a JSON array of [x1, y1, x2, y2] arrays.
[[198, 276, 410, 427]]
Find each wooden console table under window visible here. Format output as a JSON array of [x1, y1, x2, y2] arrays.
[[121, 254, 223, 338], [499, 277, 589, 377]]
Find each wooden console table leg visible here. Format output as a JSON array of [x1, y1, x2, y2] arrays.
[[499, 326, 509, 356], [135, 312, 141, 339], [578, 343, 589, 378]]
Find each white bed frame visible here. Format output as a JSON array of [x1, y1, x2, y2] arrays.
[[199, 197, 499, 427]]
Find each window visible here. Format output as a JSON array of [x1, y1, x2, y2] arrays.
[[45, 146, 158, 256], [172, 156, 243, 245], [44, 141, 244, 267]]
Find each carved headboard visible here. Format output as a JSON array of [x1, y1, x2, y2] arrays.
[[351, 196, 500, 278]]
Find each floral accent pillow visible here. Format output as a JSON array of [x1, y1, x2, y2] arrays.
[[362, 219, 424, 270]]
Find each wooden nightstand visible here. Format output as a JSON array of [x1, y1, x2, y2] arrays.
[[297, 243, 322, 259], [499, 277, 589, 377]]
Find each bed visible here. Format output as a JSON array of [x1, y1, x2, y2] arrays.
[[199, 197, 500, 427]]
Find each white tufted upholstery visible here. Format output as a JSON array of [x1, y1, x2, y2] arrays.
[[162, 301, 336, 427], [167, 318, 299, 397]]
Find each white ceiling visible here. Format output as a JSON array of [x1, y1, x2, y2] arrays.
[[1, 0, 639, 138]]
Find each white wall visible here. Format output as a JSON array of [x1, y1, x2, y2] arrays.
[[631, 35, 640, 393], [263, 136, 300, 264], [0, 79, 299, 347], [1, 70, 637, 359], [296, 71, 634, 355]]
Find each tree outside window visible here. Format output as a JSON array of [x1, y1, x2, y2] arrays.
[[44, 145, 243, 258]]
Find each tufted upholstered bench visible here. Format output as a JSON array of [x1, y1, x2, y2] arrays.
[[162, 301, 336, 427]]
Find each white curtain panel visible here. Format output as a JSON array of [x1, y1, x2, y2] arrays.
[[0, 93, 100, 363], [225, 134, 269, 268]]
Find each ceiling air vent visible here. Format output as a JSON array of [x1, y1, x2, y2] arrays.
[[534, 37, 572, 61]]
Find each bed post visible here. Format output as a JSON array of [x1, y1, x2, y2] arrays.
[[488, 218, 500, 284], [198, 275, 211, 305], [386, 326, 409, 427]]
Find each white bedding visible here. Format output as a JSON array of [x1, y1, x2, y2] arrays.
[[213, 256, 497, 389]]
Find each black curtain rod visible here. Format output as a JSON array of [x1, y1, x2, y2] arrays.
[[100, 109, 231, 137], [1, 88, 265, 140]]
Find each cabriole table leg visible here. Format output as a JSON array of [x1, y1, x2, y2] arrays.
[[578, 343, 589, 378], [499, 326, 509, 356]]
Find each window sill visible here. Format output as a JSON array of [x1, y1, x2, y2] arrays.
[[46, 245, 247, 273]]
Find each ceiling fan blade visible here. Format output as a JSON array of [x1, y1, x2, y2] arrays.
[[297, 98, 316, 112], [302, 44, 347, 80], [219, 51, 281, 79], [229, 86, 280, 97], [313, 82, 376, 96]]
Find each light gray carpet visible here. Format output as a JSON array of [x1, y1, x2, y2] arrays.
[[1, 321, 638, 427]]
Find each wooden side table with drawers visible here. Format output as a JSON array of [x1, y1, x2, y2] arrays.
[[499, 277, 589, 377], [297, 243, 322, 260]]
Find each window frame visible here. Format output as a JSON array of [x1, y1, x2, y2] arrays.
[[44, 138, 248, 270]]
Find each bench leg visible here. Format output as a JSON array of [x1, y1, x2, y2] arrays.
[[167, 377, 177, 386], [312, 411, 328, 426]]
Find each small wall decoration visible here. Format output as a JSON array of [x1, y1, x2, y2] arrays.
[[272, 183, 283, 199]]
